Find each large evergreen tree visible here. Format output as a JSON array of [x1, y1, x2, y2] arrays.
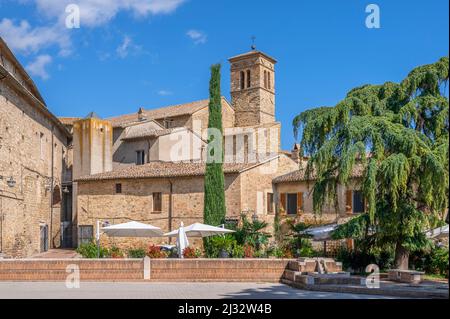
[[293, 57, 449, 269], [204, 64, 226, 227]]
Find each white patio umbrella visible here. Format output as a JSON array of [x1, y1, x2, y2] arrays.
[[102, 221, 163, 237], [425, 225, 449, 240], [176, 222, 189, 258], [164, 222, 235, 238], [299, 224, 338, 241]]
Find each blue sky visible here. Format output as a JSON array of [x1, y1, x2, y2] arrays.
[[0, 0, 448, 150]]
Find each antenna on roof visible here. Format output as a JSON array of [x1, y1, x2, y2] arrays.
[[251, 36, 256, 51]]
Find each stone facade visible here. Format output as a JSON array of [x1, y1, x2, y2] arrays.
[[0, 38, 71, 257], [229, 51, 276, 127], [75, 155, 299, 249]]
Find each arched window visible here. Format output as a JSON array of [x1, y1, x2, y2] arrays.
[[268, 72, 271, 90], [246, 70, 251, 88], [240, 71, 245, 90], [264, 71, 268, 89]]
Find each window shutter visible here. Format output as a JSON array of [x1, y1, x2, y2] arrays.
[[346, 190, 353, 214], [297, 192, 303, 215], [280, 193, 287, 213]]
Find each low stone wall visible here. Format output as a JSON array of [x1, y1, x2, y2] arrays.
[[0, 258, 293, 282]]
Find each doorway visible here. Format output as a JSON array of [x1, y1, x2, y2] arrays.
[[40, 225, 48, 253]]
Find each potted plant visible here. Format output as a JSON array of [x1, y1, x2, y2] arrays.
[[210, 235, 234, 258]]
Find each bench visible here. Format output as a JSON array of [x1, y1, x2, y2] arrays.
[[388, 269, 425, 284]]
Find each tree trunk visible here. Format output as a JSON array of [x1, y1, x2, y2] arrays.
[[394, 242, 409, 270]]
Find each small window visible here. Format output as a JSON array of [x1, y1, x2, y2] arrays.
[[136, 150, 145, 165], [267, 193, 274, 214], [264, 71, 268, 89], [246, 70, 251, 88], [115, 183, 122, 194], [153, 192, 162, 212], [39, 132, 45, 160], [240, 71, 245, 90], [268, 72, 271, 90], [353, 191, 365, 213], [287, 193, 298, 215], [164, 119, 174, 129]]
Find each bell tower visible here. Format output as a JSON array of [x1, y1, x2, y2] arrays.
[[229, 50, 276, 127]]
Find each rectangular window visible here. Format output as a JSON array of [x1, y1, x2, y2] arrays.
[[39, 132, 45, 160], [115, 183, 122, 194], [287, 193, 298, 215], [153, 192, 162, 212], [164, 119, 174, 129], [353, 191, 365, 213], [267, 193, 274, 214], [136, 150, 145, 165], [78, 225, 93, 245]]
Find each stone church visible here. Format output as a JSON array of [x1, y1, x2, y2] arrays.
[[1, 35, 365, 257]]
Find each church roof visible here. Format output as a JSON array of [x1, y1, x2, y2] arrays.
[[84, 111, 101, 119], [122, 127, 183, 141], [75, 159, 278, 182], [228, 50, 277, 63], [107, 97, 232, 128]]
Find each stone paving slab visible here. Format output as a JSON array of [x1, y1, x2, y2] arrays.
[[281, 279, 448, 299], [0, 282, 398, 299]]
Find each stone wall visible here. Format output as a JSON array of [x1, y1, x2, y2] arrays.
[[274, 180, 364, 225], [76, 174, 242, 250], [0, 74, 70, 258], [230, 53, 276, 127]]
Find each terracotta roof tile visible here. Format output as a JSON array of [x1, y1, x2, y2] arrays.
[[107, 98, 231, 128], [273, 164, 365, 183], [76, 161, 254, 181]]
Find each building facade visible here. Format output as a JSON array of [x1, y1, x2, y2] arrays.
[[68, 50, 366, 250], [0, 38, 72, 258], [1, 36, 366, 256]]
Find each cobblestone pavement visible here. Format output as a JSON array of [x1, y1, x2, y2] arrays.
[[0, 282, 398, 299]]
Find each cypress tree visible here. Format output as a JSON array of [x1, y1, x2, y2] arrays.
[[203, 64, 226, 228]]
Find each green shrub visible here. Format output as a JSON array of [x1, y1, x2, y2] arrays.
[[205, 235, 236, 258], [76, 241, 109, 258], [335, 245, 395, 273], [109, 246, 124, 258], [127, 248, 147, 258], [253, 250, 267, 258], [231, 243, 244, 258], [268, 246, 284, 258], [297, 245, 316, 257], [228, 214, 271, 250], [411, 246, 449, 277]]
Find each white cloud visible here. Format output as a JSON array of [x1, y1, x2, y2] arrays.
[[26, 54, 52, 80], [116, 35, 144, 58], [1, 0, 186, 79], [186, 29, 207, 44], [0, 18, 71, 55], [158, 90, 173, 96], [33, 0, 186, 27]]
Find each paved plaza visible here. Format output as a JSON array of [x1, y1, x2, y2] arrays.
[[0, 282, 397, 299]]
